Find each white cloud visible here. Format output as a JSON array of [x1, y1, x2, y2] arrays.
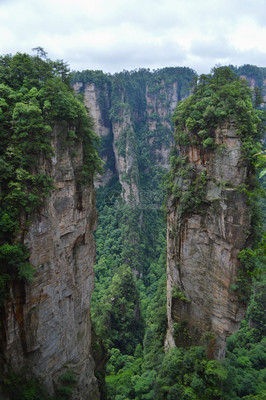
[[230, 17, 266, 53], [0, 0, 265, 74]]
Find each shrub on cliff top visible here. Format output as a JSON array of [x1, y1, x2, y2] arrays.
[[0, 51, 102, 305], [172, 66, 264, 161]]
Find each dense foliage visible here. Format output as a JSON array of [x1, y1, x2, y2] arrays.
[[167, 68, 264, 211], [0, 367, 79, 400], [231, 64, 266, 90], [78, 67, 196, 399], [172, 66, 264, 154], [0, 48, 102, 376], [223, 274, 266, 399], [1, 62, 265, 399], [92, 182, 168, 398], [166, 67, 264, 284], [88, 66, 266, 400]]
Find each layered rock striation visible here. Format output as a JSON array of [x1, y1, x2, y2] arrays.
[[1, 126, 99, 399], [166, 122, 252, 359], [72, 68, 196, 203]]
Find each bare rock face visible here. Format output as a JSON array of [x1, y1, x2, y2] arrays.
[[112, 104, 139, 203], [1, 126, 99, 399], [74, 77, 183, 201], [81, 82, 111, 138], [79, 82, 140, 202], [73, 81, 115, 189], [145, 80, 177, 169], [166, 123, 251, 359]]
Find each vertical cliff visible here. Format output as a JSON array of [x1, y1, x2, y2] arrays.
[[1, 125, 99, 399], [165, 67, 263, 359], [69, 66, 265, 399], [145, 79, 179, 169], [0, 54, 101, 399], [166, 123, 251, 359], [72, 67, 196, 203]]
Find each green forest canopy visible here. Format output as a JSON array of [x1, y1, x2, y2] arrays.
[[0, 52, 102, 305]]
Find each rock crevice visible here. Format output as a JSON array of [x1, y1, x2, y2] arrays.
[[1, 126, 99, 399], [166, 124, 251, 359]]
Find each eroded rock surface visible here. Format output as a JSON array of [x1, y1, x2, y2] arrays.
[[1, 126, 99, 399], [166, 124, 251, 359], [75, 78, 182, 202]]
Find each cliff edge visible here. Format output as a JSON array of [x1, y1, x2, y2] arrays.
[[0, 53, 100, 399], [1, 125, 99, 398], [165, 67, 263, 359]]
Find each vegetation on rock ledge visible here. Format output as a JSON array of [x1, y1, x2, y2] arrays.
[[0, 51, 102, 304]]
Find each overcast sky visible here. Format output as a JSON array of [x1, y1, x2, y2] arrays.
[[0, 0, 266, 74]]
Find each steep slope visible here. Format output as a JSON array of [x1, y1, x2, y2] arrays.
[[71, 67, 196, 398], [2, 126, 99, 398], [165, 67, 264, 359], [72, 67, 196, 202], [166, 122, 251, 359], [71, 66, 265, 399], [232, 64, 266, 105], [0, 53, 101, 399]]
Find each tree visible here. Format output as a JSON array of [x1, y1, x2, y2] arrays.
[[32, 47, 48, 59], [0, 52, 102, 306], [94, 265, 144, 355]]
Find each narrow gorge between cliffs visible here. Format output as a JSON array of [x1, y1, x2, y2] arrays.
[[0, 56, 265, 400], [72, 65, 265, 400]]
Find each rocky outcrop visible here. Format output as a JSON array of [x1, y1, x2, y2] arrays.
[[73, 81, 115, 189], [76, 82, 111, 138], [74, 72, 192, 204], [166, 123, 251, 359], [1, 125, 99, 399], [112, 104, 139, 203], [146, 80, 177, 168]]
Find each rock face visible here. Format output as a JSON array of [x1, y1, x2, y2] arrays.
[[72, 68, 196, 203], [73, 81, 115, 190], [166, 123, 251, 359], [74, 82, 111, 139], [145, 80, 178, 170], [112, 104, 140, 202], [1, 126, 99, 399]]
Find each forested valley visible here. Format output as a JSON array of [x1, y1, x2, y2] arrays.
[[71, 65, 266, 400], [0, 52, 265, 400]]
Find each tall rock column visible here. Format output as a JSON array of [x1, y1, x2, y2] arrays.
[[111, 102, 139, 203], [1, 125, 99, 399], [165, 67, 263, 360], [145, 80, 177, 169], [166, 122, 251, 359], [73, 81, 115, 188]]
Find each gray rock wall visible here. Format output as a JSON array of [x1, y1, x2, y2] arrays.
[[166, 123, 251, 359], [1, 125, 99, 399], [76, 79, 179, 200]]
